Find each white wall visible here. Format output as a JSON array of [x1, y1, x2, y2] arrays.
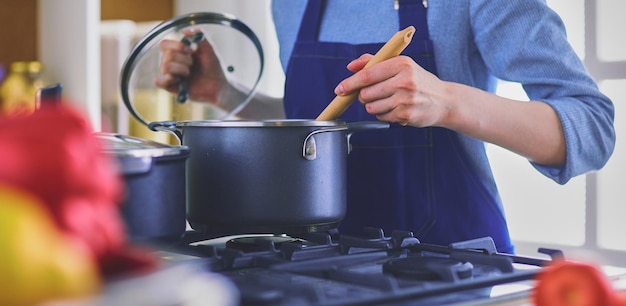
[[38, 0, 101, 130]]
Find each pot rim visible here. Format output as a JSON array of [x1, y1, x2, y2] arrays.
[[176, 119, 347, 127]]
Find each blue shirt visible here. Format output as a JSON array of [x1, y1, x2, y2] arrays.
[[271, 0, 615, 186]]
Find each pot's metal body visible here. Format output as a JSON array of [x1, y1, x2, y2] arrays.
[[175, 120, 352, 236], [119, 154, 189, 241], [96, 133, 190, 242]]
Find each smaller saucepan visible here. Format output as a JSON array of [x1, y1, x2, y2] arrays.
[[95, 133, 190, 242]]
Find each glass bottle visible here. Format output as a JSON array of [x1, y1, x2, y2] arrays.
[[0, 61, 42, 116]]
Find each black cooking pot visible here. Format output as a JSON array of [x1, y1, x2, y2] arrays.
[[95, 133, 190, 242], [149, 120, 387, 236]]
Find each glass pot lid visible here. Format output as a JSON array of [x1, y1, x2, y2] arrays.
[[120, 12, 265, 128]]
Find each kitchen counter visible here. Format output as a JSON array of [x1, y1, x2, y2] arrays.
[[460, 265, 626, 306], [42, 262, 239, 306]]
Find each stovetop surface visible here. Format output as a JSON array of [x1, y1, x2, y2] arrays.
[[148, 228, 558, 306]]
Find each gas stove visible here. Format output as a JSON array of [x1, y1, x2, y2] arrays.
[[147, 227, 560, 305]]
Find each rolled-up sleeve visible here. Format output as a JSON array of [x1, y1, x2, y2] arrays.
[[469, 0, 615, 184]]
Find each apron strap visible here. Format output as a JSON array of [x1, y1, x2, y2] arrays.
[[398, 0, 429, 40], [297, 0, 429, 42], [297, 0, 324, 42]]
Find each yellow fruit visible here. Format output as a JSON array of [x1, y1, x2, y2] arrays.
[[0, 183, 102, 306]]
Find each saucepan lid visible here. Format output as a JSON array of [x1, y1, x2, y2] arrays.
[[95, 132, 190, 158], [119, 12, 265, 127]]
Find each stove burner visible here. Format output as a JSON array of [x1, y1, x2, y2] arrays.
[[225, 235, 304, 253], [382, 256, 474, 282], [156, 229, 556, 305]]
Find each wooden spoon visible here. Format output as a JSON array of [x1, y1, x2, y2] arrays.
[[316, 25, 416, 121]]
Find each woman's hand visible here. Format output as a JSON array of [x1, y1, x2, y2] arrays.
[[154, 28, 229, 105], [334, 53, 449, 127], [334, 53, 566, 166]]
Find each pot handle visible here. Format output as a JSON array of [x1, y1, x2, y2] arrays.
[[148, 121, 183, 145], [117, 156, 153, 176], [302, 126, 348, 161], [345, 121, 390, 155], [302, 121, 390, 160], [345, 121, 390, 134]]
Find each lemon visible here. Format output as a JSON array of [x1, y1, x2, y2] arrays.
[[0, 183, 101, 306]]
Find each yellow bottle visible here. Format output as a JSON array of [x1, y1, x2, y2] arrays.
[[28, 61, 45, 99], [0, 61, 43, 116]]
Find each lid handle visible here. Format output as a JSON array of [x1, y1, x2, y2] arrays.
[[176, 31, 205, 103]]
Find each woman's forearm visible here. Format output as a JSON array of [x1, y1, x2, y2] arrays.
[[215, 81, 285, 119], [440, 82, 566, 167]]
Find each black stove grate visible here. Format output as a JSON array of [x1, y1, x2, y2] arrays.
[[150, 228, 560, 306]]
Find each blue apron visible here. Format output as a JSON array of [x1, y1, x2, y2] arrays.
[[284, 0, 514, 253]]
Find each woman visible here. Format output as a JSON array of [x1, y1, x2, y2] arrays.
[[155, 0, 615, 253]]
